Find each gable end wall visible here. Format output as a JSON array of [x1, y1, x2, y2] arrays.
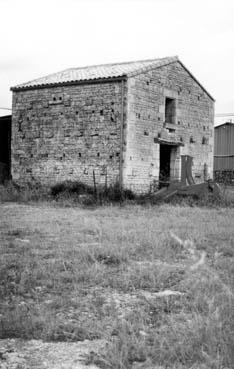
[[123, 61, 214, 193]]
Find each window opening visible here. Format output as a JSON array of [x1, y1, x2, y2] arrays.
[[165, 97, 176, 124]]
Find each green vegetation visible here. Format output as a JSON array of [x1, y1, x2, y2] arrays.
[[1, 180, 234, 207], [0, 203, 233, 368], [0, 180, 136, 205], [0, 181, 48, 203]]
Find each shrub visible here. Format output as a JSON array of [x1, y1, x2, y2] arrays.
[[50, 181, 135, 204], [50, 181, 93, 197], [1, 179, 233, 209], [97, 183, 135, 203], [0, 181, 49, 202]]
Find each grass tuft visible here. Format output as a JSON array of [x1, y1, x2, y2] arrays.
[[0, 203, 233, 368]]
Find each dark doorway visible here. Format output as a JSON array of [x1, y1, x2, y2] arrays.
[[0, 115, 11, 183], [159, 144, 172, 186]]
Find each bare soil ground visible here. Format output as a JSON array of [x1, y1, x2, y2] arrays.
[[0, 338, 103, 368], [0, 203, 234, 368]]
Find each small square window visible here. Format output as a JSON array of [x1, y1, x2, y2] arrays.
[[202, 137, 208, 145]]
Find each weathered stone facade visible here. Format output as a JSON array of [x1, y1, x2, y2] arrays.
[[11, 58, 214, 193], [11, 81, 126, 186], [123, 62, 214, 192]]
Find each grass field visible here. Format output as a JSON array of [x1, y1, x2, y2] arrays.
[[0, 202, 234, 368]]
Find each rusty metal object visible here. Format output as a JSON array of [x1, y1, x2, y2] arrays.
[[152, 180, 221, 200]]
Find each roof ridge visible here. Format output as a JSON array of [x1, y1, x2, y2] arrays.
[[11, 56, 180, 91], [66, 56, 177, 71]]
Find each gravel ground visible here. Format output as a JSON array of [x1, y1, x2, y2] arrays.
[[0, 338, 105, 369]]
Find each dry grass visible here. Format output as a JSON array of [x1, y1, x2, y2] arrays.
[[0, 203, 233, 368], [1, 180, 234, 208], [0, 182, 49, 203]]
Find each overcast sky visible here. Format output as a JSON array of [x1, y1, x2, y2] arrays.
[[0, 0, 233, 118]]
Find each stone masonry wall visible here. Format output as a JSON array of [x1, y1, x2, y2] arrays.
[[11, 81, 126, 187], [123, 61, 214, 193]]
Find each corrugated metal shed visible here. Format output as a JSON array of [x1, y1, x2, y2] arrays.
[[214, 123, 234, 170]]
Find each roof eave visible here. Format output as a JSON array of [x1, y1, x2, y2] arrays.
[[10, 75, 127, 92], [215, 122, 234, 129], [0, 115, 12, 121]]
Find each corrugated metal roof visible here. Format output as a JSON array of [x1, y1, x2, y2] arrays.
[[11, 56, 178, 90], [215, 122, 234, 129]]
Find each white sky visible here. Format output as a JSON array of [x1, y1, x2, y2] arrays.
[[0, 0, 233, 118]]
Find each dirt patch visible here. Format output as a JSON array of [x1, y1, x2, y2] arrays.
[[0, 338, 105, 369]]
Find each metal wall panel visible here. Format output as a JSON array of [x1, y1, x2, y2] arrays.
[[214, 124, 234, 170]]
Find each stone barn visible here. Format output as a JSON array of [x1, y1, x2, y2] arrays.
[[11, 56, 214, 193]]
